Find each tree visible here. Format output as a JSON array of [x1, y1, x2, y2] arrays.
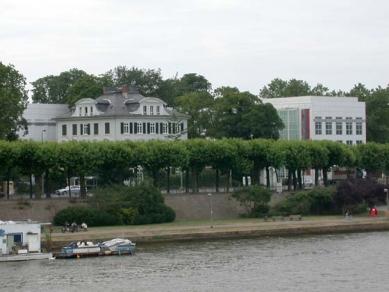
[[107, 66, 163, 97], [0, 62, 28, 140], [231, 185, 271, 217], [175, 91, 214, 138], [175, 73, 212, 96], [210, 87, 283, 140], [365, 85, 389, 143], [66, 74, 113, 107], [31, 68, 87, 104]]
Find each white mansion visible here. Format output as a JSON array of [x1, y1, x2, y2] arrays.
[[20, 86, 190, 142]]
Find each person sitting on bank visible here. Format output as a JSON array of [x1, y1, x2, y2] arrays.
[[81, 222, 88, 231], [71, 221, 78, 232]]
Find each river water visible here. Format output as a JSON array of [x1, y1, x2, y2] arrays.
[[1, 231, 389, 292]]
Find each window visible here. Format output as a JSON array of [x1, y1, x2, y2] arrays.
[[123, 122, 129, 134], [90, 107, 93, 116], [162, 123, 168, 134], [346, 117, 352, 135], [79, 107, 82, 117], [325, 117, 332, 135], [315, 117, 322, 135], [83, 124, 90, 135], [72, 124, 77, 135], [346, 140, 353, 146], [150, 122, 155, 134], [143, 106, 147, 115], [150, 106, 154, 115], [94, 123, 99, 135], [62, 125, 67, 136], [156, 106, 160, 115], [356, 118, 362, 135], [356, 140, 363, 145], [336, 117, 342, 135], [137, 122, 143, 134], [105, 122, 110, 134], [85, 107, 88, 116]]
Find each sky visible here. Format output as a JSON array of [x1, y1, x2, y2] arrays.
[[1, 0, 389, 95]]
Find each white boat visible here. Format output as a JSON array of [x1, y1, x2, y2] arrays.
[[61, 241, 101, 255], [100, 238, 136, 253]]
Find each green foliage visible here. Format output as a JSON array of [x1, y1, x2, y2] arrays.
[[0, 62, 28, 140], [53, 206, 118, 227], [89, 182, 176, 225], [231, 185, 271, 217], [272, 187, 336, 215]]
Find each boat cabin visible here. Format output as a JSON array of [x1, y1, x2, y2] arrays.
[[0, 220, 46, 255]]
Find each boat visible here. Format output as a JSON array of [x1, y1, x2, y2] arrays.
[[61, 241, 101, 255], [100, 238, 136, 254], [0, 220, 53, 262]]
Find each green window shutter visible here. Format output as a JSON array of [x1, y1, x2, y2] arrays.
[[134, 122, 138, 134], [130, 123, 133, 134], [181, 123, 184, 132], [62, 125, 67, 136], [147, 123, 150, 134], [160, 123, 163, 133], [94, 123, 98, 135], [87, 124, 91, 135], [156, 123, 159, 134], [80, 124, 83, 135], [105, 122, 110, 134], [120, 122, 124, 134], [143, 122, 146, 134], [168, 122, 171, 134]]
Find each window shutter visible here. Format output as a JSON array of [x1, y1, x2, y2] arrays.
[[160, 123, 163, 133], [87, 124, 91, 135], [156, 123, 159, 134], [120, 122, 124, 134], [80, 124, 83, 135], [181, 123, 184, 132], [130, 123, 133, 134], [147, 123, 150, 134], [143, 122, 146, 134], [134, 122, 138, 134], [168, 122, 171, 134]]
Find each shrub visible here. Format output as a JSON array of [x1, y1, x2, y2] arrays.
[[53, 206, 119, 227]]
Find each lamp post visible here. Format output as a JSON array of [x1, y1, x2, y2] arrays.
[[208, 193, 213, 228], [41, 130, 46, 197], [385, 189, 388, 219]]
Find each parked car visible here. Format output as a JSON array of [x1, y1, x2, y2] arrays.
[[55, 185, 85, 196], [303, 179, 313, 189]]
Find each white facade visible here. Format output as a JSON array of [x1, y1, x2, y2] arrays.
[[18, 104, 70, 141], [0, 221, 43, 255], [55, 86, 189, 142], [264, 96, 366, 145]]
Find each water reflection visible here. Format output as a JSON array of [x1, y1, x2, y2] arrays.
[[1, 232, 388, 292]]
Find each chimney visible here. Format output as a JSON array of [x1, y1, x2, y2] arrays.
[[122, 85, 128, 98]]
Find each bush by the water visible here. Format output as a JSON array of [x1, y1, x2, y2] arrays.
[[53, 182, 176, 226], [87, 181, 176, 225], [53, 206, 118, 227]]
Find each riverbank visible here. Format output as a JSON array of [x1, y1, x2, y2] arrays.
[[45, 216, 389, 251]]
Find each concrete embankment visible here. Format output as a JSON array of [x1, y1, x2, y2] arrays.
[[46, 217, 389, 250]]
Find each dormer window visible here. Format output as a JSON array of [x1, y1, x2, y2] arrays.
[[85, 107, 88, 116], [156, 106, 160, 115], [90, 106, 93, 116], [79, 107, 82, 117], [143, 106, 147, 115], [150, 106, 154, 115]]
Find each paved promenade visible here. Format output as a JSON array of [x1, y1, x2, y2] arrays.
[[47, 216, 389, 250]]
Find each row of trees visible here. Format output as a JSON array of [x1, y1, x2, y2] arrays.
[[1, 62, 389, 142], [1, 139, 388, 199]]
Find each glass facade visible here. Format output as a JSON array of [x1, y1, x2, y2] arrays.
[[277, 109, 301, 140]]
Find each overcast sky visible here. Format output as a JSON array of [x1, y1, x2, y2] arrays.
[[1, 0, 389, 95]]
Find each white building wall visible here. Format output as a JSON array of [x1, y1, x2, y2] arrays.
[[19, 104, 70, 141], [0, 223, 41, 254]]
